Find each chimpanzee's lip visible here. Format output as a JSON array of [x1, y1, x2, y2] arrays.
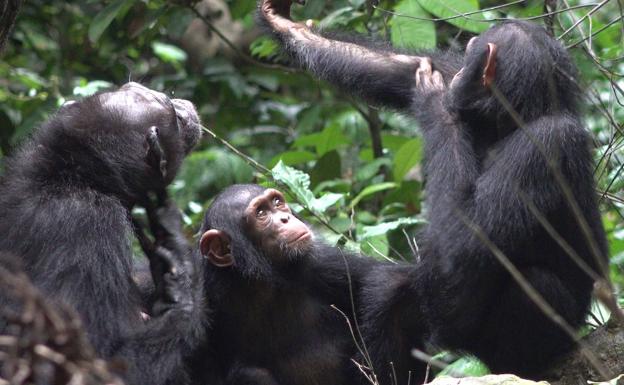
[[289, 232, 311, 244], [172, 98, 201, 151]]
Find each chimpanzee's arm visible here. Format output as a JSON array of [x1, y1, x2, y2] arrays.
[[258, 0, 460, 111], [124, 198, 206, 385]]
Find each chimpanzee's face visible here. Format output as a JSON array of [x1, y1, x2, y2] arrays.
[[244, 188, 313, 260], [99, 82, 201, 156]]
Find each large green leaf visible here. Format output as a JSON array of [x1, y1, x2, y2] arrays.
[[393, 138, 423, 182], [418, 0, 490, 33], [269, 151, 317, 167], [350, 182, 398, 209], [390, 0, 436, 50], [88, 0, 135, 43]]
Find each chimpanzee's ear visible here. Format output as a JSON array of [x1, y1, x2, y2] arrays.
[[146, 126, 168, 180], [482, 43, 497, 88], [200, 229, 234, 267]]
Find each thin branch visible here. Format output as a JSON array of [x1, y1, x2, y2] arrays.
[[373, 2, 600, 23], [567, 15, 624, 48], [558, 0, 610, 40], [373, 0, 524, 23]]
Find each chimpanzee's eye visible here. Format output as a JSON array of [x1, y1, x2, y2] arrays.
[[256, 208, 267, 219], [273, 197, 283, 207]]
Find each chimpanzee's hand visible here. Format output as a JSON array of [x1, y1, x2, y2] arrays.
[[415, 57, 444, 94], [134, 195, 194, 316], [260, 0, 306, 33]]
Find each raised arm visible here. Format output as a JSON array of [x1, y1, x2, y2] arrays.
[[258, 0, 460, 111]]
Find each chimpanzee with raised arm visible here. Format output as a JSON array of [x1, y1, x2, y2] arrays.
[[259, 1, 608, 381]]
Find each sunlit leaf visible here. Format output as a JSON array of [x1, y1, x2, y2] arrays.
[[437, 356, 490, 377], [359, 217, 424, 239], [151, 41, 188, 64]]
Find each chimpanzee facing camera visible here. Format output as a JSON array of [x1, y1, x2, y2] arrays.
[[190, 184, 411, 385]]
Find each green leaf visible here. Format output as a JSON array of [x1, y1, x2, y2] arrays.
[[89, 0, 135, 43], [437, 356, 490, 377], [311, 193, 345, 213], [269, 151, 317, 167], [151, 41, 188, 64], [359, 217, 424, 239], [355, 157, 392, 183], [301, 0, 326, 19], [390, 0, 436, 49], [319, 7, 355, 29], [418, 0, 490, 33], [350, 182, 398, 209], [272, 161, 316, 209], [316, 124, 350, 156], [250, 36, 279, 59], [310, 150, 342, 187], [393, 138, 423, 182], [361, 234, 389, 260], [296, 105, 322, 132], [10, 68, 48, 89], [72, 80, 114, 97], [272, 162, 345, 217]]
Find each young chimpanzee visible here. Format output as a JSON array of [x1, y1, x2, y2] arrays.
[[0, 82, 205, 385], [260, 0, 609, 381], [191, 184, 408, 385]]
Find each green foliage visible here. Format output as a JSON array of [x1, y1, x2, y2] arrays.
[[1, 0, 623, 371], [391, 1, 436, 49], [438, 356, 491, 377]]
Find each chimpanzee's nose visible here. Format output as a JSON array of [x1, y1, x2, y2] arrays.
[[280, 213, 290, 223]]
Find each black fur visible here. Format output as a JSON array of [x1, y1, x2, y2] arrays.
[[260, 8, 608, 381], [0, 83, 205, 385], [191, 184, 389, 385]]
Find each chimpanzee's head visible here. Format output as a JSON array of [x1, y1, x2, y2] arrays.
[[199, 184, 314, 279], [33, 82, 201, 204], [449, 20, 580, 122]]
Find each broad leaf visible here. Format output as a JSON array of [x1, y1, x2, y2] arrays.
[[393, 138, 423, 182], [390, 0, 436, 49], [350, 182, 398, 208], [89, 0, 135, 43], [418, 0, 490, 33]]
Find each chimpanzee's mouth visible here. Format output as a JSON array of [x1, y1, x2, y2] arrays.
[[172, 98, 201, 153], [289, 232, 312, 245]]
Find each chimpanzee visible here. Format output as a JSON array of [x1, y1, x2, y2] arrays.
[[190, 184, 409, 385], [0, 82, 205, 385], [259, 0, 609, 381]]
